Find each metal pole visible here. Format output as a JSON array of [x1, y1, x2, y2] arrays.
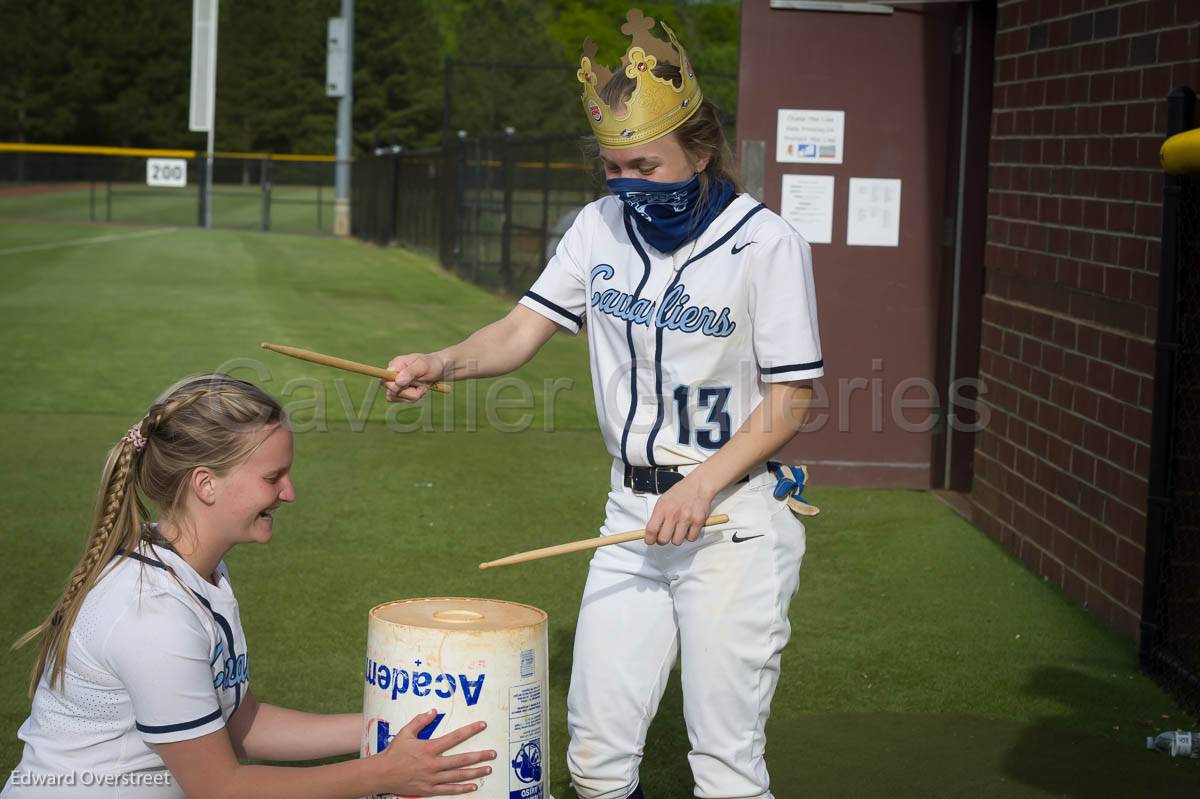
[[1140, 86, 1196, 665], [540, 141, 550, 265], [196, 157, 206, 226], [500, 136, 515, 291], [437, 56, 456, 265], [205, 131, 214, 228], [442, 56, 452, 147], [89, 182, 96, 222], [333, 0, 354, 236], [389, 152, 401, 244], [203, 0, 218, 229], [943, 3, 974, 489], [261, 156, 272, 232], [471, 137, 480, 279]]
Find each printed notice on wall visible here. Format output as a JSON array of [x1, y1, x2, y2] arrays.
[[776, 109, 844, 164], [780, 174, 834, 245], [846, 178, 901, 247]]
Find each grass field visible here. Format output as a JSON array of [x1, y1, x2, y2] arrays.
[[0, 220, 1196, 797]]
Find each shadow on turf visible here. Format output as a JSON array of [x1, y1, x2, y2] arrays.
[[764, 677, 1199, 799], [549, 639, 1199, 798]]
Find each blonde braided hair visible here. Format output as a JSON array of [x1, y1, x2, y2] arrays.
[[15, 374, 283, 695]]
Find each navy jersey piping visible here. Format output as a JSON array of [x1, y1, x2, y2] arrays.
[[115, 550, 168, 569], [762, 359, 824, 374], [112, 548, 236, 731], [189, 589, 243, 714], [620, 208, 654, 466], [645, 203, 768, 463], [136, 707, 222, 735], [524, 290, 583, 328]]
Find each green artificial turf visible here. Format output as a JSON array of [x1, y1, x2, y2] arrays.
[[0, 220, 1195, 797]]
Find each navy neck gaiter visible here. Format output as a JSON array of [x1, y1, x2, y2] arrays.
[[608, 174, 736, 253]]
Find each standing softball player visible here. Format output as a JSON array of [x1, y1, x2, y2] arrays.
[[384, 9, 821, 798], [3, 374, 494, 798]]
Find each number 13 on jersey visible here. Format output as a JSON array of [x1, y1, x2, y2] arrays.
[[673, 385, 732, 449]]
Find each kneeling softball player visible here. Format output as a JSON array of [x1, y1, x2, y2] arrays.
[[4, 374, 495, 798]]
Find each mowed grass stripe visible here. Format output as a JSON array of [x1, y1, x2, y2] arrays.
[[0, 227, 177, 257], [0, 221, 598, 426]]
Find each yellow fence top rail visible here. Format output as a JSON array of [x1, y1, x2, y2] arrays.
[[0, 143, 197, 158], [0, 143, 336, 162]]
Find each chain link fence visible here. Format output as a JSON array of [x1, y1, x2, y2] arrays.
[[351, 57, 736, 295], [1142, 87, 1200, 718], [0, 148, 337, 234], [353, 133, 605, 295]]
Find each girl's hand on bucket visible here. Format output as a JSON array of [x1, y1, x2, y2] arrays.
[[645, 475, 716, 546], [383, 353, 446, 402], [378, 709, 496, 795]]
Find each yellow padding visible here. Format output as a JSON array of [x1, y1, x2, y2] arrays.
[[1160, 128, 1200, 176], [0, 143, 335, 162], [0, 143, 196, 158]]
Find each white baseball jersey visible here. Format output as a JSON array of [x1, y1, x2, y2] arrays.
[[519, 193, 823, 467], [3, 540, 248, 799]]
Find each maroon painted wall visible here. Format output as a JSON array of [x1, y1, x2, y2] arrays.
[[737, 2, 964, 489]]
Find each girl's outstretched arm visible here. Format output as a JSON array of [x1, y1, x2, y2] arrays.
[[155, 707, 494, 798], [224, 690, 358, 761]]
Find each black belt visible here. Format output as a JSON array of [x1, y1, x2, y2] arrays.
[[623, 464, 750, 495]]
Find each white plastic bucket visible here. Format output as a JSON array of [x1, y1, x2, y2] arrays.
[[361, 597, 549, 799]]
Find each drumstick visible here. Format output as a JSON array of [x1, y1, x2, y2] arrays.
[[260, 342, 451, 394], [478, 514, 731, 570]]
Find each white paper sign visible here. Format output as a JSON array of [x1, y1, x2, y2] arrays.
[[780, 174, 834, 244], [146, 158, 188, 188], [846, 178, 901, 247], [777, 109, 844, 164]]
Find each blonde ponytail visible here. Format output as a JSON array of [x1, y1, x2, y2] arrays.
[[14, 374, 283, 695], [15, 436, 145, 694]]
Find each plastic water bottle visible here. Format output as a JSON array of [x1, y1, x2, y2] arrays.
[[1146, 730, 1200, 758]]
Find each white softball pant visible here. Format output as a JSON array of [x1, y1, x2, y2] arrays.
[[566, 461, 806, 799]]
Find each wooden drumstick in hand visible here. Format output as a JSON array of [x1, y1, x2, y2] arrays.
[[478, 514, 731, 570], [260, 342, 452, 393]]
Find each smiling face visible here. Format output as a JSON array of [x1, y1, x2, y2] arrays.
[[600, 132, 710, 183], [206, 423, 295, 546]]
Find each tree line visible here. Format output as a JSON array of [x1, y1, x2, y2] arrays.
[[0, 0, 738, 154]]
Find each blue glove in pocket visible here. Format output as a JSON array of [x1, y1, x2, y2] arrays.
[[767, 461, 820, 517]]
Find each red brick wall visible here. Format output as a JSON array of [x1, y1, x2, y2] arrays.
[[972, 0, 1200, 638]]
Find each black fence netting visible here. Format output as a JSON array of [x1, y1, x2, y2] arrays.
[[352, 134, 605, 295], [1142, 88, 1200, 718]]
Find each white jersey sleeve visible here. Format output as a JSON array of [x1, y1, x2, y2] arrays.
[[748, 233, 824, 382], [103, 592, 225, 745], [518, 205, 593, 334]]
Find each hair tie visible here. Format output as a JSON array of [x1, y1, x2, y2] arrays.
[[122, 421, 148, 453]]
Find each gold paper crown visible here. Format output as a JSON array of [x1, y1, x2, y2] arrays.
[[577, 8, 703, 149]]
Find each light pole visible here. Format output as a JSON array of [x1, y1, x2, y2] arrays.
[[330, 0, 355, 237], [188, 0, 219, 228]]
